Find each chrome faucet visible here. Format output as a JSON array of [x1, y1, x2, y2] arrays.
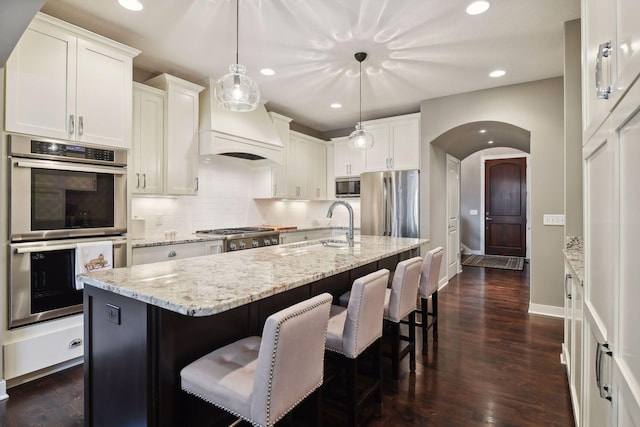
[[327, 200, 355, 247]]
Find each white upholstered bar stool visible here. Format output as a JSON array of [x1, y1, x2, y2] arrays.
[[416, 247, 444, 355], [325, 269, 389, 427], [180, 293, 333, 427], [384, 256, 423, 385]]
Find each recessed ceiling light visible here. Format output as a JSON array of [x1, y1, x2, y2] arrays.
[[118, 0, 143, 11], [487, 140, 494, 144], [260, 68, 275, 76], [489, 69, 506, 78], [330, 103, 342, 109], [478, 129, 487, 133], [466, 1, 490, 15]]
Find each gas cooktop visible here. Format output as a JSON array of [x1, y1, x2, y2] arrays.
[[195, 227, 279, 251], [196, 227, 275, 236]]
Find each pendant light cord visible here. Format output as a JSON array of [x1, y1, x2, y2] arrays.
[[235, 0, 239, 65], [359, 60, 362, 124]]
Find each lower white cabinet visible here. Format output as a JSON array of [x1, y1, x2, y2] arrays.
[[3, 315, 83, 381], [279, 229, 331, 244], [132, 240, 223, 265]]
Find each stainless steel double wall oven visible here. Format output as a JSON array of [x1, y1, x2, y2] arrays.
[[7, 134, 127, 328]]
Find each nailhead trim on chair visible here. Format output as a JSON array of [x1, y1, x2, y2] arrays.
[[263, 294, 331, 426], [183, 294, 331, 427]]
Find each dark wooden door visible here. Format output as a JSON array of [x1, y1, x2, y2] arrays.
[[485, 157, 526, 257]]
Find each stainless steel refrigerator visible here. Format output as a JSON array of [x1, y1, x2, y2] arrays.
[[360, 170, 419, 237]]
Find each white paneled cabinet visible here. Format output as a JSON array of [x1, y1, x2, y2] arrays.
[[5, 13, 139, 148], [145, 74, 204, 195], [363, 113, 420, 172], [253, 128, 327, 200], [333, 136, 365, 177], [132, 240, 223, 265], [580, 2, 640, 421], [132, 83, 164, 194]]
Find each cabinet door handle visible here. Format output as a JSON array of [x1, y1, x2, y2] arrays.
[[168, 250, 177, 258], [564, 273, 572, 299], [69, 114, 75, 135], [273, 184, 277, 197], [595, 341, 613, 401], [136, 173, 140, 189], [142, 173, 147, 189], [78, 116, 84, 136], [195, 177, 199, 191], [596, 41, 612, 100]]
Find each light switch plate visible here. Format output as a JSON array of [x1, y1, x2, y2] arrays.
[[543, 214, 565, 226]]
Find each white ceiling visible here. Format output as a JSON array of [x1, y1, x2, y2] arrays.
[[40, 0, 580, 134]]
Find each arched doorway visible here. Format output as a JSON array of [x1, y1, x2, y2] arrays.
[[430, 121, 531, 279]]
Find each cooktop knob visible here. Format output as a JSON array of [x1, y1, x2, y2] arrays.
[[239, 242, 246, 249], [264, 239, 271, 246], [252, 240, 259, 248], [271, 238, 278, 245], [229, 243, 237, 251]]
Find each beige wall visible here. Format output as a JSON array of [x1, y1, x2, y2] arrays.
[[564, 19, 583, 238], [420, 77, 565, 309]]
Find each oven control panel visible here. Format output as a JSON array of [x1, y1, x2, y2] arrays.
[[31, 140, 115, 162]]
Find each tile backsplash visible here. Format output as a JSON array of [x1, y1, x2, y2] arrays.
[[132, 155, 359, 237]]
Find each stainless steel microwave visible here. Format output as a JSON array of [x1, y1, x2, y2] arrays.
[[335, 177, 360, 198]]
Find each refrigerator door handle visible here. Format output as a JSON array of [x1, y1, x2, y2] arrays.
[[382, 176, 388, 236]]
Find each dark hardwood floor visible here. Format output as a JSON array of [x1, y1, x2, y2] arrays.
[[0, 262, 574, 427]]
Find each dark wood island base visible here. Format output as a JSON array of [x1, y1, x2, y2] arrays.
[[83, 250, 417, 426]]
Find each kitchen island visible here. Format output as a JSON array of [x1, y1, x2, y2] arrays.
[[80, 235, 427, 426]]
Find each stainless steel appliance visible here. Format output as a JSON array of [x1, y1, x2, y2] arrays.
[[195, 227, 279, 251], [335, 177, 360, 198], [9, 235, 127, 328], [360, 170, 419, 237], [6, 134, 128, 328], [9, 134, 127, 241]]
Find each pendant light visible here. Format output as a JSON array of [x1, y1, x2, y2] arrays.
[[347, 52, 374, 151], [214, 0, 260, 112]]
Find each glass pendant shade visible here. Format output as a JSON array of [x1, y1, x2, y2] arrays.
[[214, 64, 260, 112], [347, 123, 374, 151]]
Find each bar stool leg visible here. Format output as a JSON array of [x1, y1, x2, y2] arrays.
[[421, 297, 429, 355], [391, 322, 400, 384], [347, 358, 358, 427], [374, 338, 383, 417], [433, 290, 438, 341], [409, 311, 416, 372]]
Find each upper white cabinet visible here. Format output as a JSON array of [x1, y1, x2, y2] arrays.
[[582, 0, 640, 138], [5, 13, 139, 148], [132, 83, 164, 194], [333, 136, 365, 177], [145, 74, 204, 195], [333, 113, 420, 177], [253, 125, 328, 200], [363, 113, 420, 172]]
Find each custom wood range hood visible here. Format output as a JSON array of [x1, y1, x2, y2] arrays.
[[198, 77, 286, 165]]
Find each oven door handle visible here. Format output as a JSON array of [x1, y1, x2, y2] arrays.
[[14, 160, 127, 175], [14, 239, 127, 254]]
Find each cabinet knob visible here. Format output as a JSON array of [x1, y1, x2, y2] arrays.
[[168, 250, 177, 258]]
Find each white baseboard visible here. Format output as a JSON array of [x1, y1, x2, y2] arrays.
[[528, 303, 564, 318], [0, 380, 7, 401]]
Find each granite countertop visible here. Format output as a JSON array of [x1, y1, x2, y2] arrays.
[[80, 235, 427, 317], [563, 236, 584, 284]]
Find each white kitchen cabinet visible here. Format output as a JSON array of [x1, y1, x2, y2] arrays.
[[582, 0, 640, 139], [5, 13, 139, 148], [279, 229, 331, 244], [563, 267, 573, 376], [308, 140, 327, 200], [145, 74, 204, 195], [287, 133, 309, 198], [362, 113, 420, 172], [570, 272, 584, 425], [579, 40, 640, 425], [132, 240, 222, 265], [132, 83, 164, 194], [333, 136, 365, 177]]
